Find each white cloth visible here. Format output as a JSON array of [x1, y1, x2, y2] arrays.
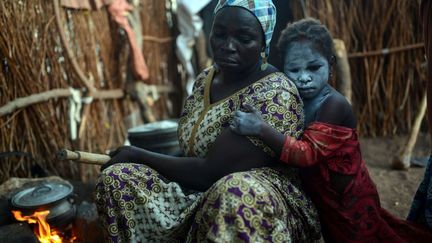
[[176, 0, 212, 95]]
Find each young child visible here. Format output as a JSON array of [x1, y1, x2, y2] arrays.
[[230, 18, 432, 242]]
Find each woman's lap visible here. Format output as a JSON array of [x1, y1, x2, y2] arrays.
[[95, 163, 320, 243], [96, 163, 202, 242], [188, 167, 321, 242]]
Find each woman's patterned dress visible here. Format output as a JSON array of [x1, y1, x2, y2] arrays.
[[95, 66, 321, 242]]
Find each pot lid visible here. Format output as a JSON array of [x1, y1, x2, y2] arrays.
[[11, 182, 73, 209], [128, 119, 178, 135]]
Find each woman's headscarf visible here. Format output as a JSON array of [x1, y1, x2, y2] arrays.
[[214, 0, 276, 58]]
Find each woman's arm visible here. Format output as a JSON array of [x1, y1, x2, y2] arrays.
[[103, 128, 272, 191]]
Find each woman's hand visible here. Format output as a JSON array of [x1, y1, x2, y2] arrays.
[[230, 103, 265, 137], [100, 146, 140, 171]]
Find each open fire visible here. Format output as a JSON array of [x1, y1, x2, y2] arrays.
[[12, 210, 75, 243]]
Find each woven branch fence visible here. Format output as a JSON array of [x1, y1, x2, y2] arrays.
[[0, 0, 180, 184], [290, 0, 426, 137], [0, 0, 427, 184]]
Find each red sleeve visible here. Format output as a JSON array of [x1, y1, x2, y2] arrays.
[[279, 122, 356, 168], [280, 136, 320, 167]]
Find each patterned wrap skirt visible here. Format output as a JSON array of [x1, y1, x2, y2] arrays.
[[95, 163, 321, 242]]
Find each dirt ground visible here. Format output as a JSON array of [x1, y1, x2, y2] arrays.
[[360, 132, 430, 219]]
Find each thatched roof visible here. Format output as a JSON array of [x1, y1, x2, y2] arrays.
[[0, 0, 426, 183]]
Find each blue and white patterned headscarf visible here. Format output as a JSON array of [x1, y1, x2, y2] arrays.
[[214, 0, 277, 58]]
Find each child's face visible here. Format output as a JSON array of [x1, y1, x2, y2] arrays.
[[283, 41, 329, 99]]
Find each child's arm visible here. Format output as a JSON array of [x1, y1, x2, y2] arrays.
[[279, 134, 320, 167], [230, 104, 286, 155], [279, 96, 356, 166], [231, 104, 319, 167]]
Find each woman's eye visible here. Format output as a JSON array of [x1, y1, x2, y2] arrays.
[[213, 31, 225, 38], [308, 65, 321, 71], [238, 36, 252, 43]]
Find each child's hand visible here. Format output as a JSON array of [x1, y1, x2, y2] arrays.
[[230, 103, 264, 137]]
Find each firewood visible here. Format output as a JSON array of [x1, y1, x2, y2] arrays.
[[392, 92, 427, 170], [57, 149, 110, 165], [333, 39, 353, 104]]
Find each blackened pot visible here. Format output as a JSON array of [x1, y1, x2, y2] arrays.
[[128, 119, 182, 156], [9, 182, 76, 228]]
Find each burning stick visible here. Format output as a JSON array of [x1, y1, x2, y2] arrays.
[[57, 149, 110, 166]]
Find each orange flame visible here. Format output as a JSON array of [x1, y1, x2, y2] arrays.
[[12, 210, 64, 243]]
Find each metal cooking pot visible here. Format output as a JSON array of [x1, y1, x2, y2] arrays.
[[9, 182, 76, 228], [128, 119, 181, 156]]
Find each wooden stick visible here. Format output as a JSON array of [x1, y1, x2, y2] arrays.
[[348, 43, 424, 58], [0, 85, 177, 118], [57, 149, 110, 165], [0, 88, 124, 117], [392, 91, 428, 170], [54, 0, 94, 92], [142, 35, 173, 43], [0, 89, 71, 117], [334, 39, 353, 104]]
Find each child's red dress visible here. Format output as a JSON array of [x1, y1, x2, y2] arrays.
[[280, 121, 432, 242]]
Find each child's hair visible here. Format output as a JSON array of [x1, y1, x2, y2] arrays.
[[277, 18, 336, 66]]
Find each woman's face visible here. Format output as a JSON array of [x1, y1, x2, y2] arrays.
[[283, 41, 330, 99], [210, 7, 264, 73]]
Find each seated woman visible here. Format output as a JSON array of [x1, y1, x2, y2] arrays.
[[95, 1, 321, 242], [230, 18, 432, 242]]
